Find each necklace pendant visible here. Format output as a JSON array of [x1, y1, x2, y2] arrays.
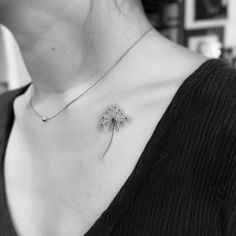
[[41, 116, 48, 122]]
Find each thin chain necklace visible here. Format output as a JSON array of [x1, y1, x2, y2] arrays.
[[29, 27, 153, 123]]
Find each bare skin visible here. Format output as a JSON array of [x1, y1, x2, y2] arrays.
[[1, 0, 207, 235]]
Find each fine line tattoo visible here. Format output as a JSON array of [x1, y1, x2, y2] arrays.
[[99, 105, 129, 157]]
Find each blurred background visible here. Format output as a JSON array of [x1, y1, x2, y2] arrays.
[[0, 0, 236, 93]]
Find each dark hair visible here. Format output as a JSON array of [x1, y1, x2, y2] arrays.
[[141, 0, 164, 12]]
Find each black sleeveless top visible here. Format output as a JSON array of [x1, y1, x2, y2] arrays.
[[0, 59, 236, 236]]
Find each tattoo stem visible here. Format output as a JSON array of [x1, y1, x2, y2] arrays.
[[103, 127, 115, 158]]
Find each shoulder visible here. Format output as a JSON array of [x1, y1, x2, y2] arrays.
[[182, 58, 236, 183], [163, 58, 236, 166], [181, 58, 236, 130], [162, 58, 235, 124], [172, 56, 236, 106], [189, 59, 236, 113], [197, 58, 236, 92]]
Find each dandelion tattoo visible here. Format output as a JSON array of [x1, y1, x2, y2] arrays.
[[99, 105, 129, 157]]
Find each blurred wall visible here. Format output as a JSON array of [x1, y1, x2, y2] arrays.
[[225, 0, 236, 48]]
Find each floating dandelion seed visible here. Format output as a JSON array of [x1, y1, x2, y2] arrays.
[[99, 105, 129, 157]]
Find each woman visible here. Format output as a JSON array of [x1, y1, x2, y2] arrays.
[[0, 0, 235, 235]]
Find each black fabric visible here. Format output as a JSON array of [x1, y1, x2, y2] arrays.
[[0, 59, 236, 236]]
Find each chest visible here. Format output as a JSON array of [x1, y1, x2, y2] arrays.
[[2, 119, 156, 234], [3, 125, 139, 235], [3, 80, 181, 236]]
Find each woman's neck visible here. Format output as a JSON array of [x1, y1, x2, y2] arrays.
[[1, 0, 151, 94]]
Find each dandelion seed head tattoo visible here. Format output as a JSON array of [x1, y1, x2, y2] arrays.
[[99, 105, 129, 157]]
